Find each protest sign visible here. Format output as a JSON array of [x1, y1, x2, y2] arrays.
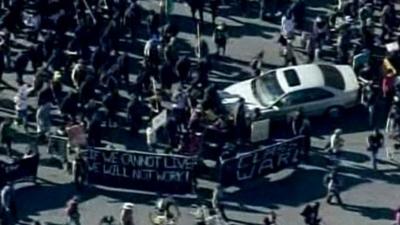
[[84, 148, 198, 193], [152, 109, 168, 132], [48, 135, 68, 162], [250, 119, 270, 143], [386, 41, 399, 53], [0, 154, 40, 186], [219, 136, 304, 186]]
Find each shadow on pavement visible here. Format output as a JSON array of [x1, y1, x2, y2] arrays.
[[342, 203, 394, 220]]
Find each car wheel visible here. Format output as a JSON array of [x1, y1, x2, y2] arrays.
[[326, 106, 344, 119]]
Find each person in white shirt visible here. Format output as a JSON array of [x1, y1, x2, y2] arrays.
[[14, 81, 32, 131], [330, 128, 344, 154], [281, 13, 295, 40], [328, 129, 344, 168]]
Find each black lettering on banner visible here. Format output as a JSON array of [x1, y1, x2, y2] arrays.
[[84, 148, 198, 193], [0, 154, 40, 186], [220, 136, 304, 186]]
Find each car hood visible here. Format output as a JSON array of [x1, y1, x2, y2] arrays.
[[222, 79, 264, 109]]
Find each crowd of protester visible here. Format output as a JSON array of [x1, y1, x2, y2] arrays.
[[0, 0, 400, 224]]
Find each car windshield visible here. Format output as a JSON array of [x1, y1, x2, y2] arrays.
[[252, 71, 284, 106], [318, 65, 345, 90]]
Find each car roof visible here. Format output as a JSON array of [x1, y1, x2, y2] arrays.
[[274, 64, 327, 93]]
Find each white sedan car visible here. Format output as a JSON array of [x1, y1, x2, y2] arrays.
[[221, 64, 360, 119]]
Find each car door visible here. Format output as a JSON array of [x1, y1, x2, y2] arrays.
[[272, 88, 335, 117], [300, 88, 336, 115]]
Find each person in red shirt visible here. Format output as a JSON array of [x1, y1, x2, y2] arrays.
[[382, 69, 396, 100], [395, 206, 400, 225]]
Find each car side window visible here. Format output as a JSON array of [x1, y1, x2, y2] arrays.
[[278, 91, 309, 106], [307, 88, 334, 101], [277, 88, 334, 107]]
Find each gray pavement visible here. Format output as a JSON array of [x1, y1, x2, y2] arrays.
[[1, 0, 400, 225]]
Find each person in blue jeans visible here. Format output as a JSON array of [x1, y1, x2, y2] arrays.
[[367, 128, 384, 170]]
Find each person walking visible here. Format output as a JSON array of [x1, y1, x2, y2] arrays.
[[0, 38, 5, 83], [0, 118, 15, 156], [213, 23, 228, 56], [382, 69, 396, 102], [187, 0, 205, 24], [212, 185, 228, 221], [281, 12, 295, 41], [159, 0, 174, 24], [380, 3, 396, 42], [324, 170, 343, 206], [282, 40, 297, 66], [36, 100, 52, 141], [65, 196, 81, 225], [0, 182, 16, 225], [366, 128, 384, 170], [120, 203, 135, 225], [262, 211, 277, 225], [210, 0, 221, 26], [13, 52, 29, 84], [301, 202, 321, 225], [232, 98, 247, 145], [14, 81, 31, 132], [394, 206, 400, 225], [328, 129, 344, 168], [259, 0, 278, 20]]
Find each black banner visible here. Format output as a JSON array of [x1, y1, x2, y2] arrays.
[[219, 136, 304, 186], [84, 148, 198, 194], [0, 154, 40, 186]]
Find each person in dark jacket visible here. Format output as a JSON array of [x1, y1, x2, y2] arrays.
[[233, 98, 247, 145], [14, 52, 29, 84], [301, 202, 321, 225], [117, 54, 130, 86], [210, 0, 221, 26], [78, 76, 96, 106], [37, 85, 55, 107], [366, 128, 384, 170], [0, 118, 14, 156], [91, 47, 108, 75], [213, 23, 228, 56], [60, 92, 79, 123], [103, 91, 119, 128], [176, 56, 190, 84], [87, 109, 104, 147], [28, 45, 43, 74], [160, 62, 177, 91], [187, 0, 204, 24], [290, 0, 306, 29], [147, 10, 160, 37], [0, 41, 5, 82], [380, 3, 397, 41], [127, 95, 142, 136]]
